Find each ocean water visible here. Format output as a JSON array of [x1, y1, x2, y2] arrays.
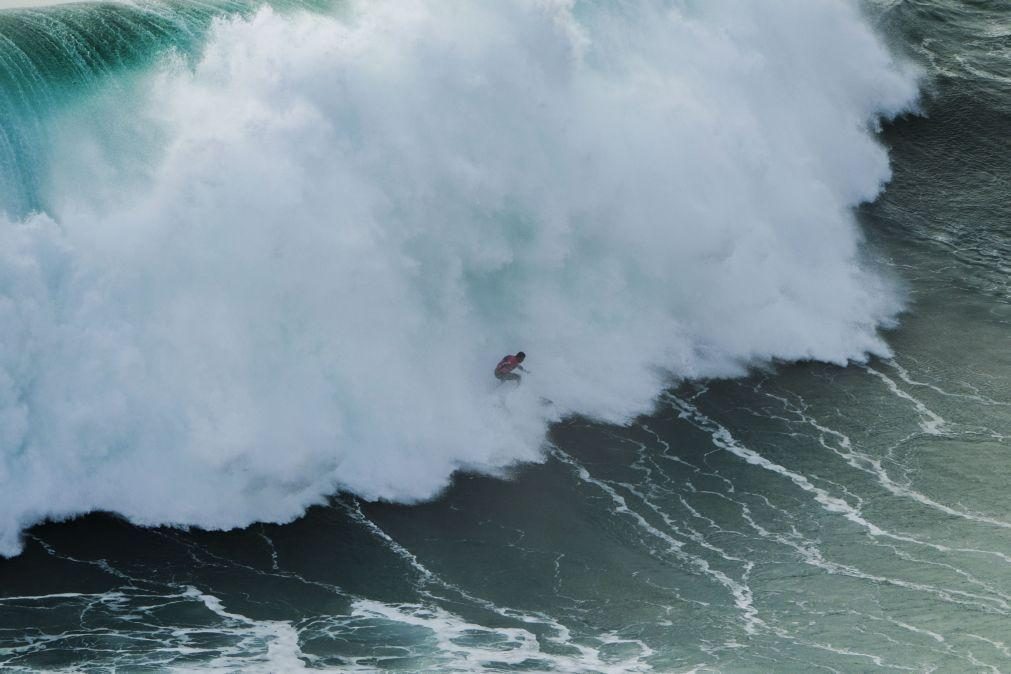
[[0, 0, 1008, 671]]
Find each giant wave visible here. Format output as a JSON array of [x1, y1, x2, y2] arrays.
[[0, 0, 919, 556]]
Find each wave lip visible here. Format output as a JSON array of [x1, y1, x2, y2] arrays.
[[0, 0, 919, 556]]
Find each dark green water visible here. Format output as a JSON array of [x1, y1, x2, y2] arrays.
[[0, 0, 1008, 671]]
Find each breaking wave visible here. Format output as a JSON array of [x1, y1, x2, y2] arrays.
[[0, 0, 919, 556]]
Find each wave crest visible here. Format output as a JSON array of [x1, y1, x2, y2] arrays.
[[0, 0, 918, 556]]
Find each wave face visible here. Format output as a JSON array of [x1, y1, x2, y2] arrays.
[[0, 0, 918, 556]]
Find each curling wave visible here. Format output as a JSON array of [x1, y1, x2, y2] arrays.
[[0, 0, 919, 556]]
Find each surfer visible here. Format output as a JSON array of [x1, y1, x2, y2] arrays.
[[494, 352, 528, 385]]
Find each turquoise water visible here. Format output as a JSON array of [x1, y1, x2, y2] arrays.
[[0, 0, 335, 215]]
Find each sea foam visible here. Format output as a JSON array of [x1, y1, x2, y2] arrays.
[[0, 0, 919, 556]]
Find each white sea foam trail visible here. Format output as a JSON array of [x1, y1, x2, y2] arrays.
[[665, 394, 1011, 569], [754, 386, 1011, 534], [342, 498, 653, 672], [864, 366, 947, 434], [885, 359, 1010, 407], [0, 0, 919, 555], [551, 446, 765, 635]]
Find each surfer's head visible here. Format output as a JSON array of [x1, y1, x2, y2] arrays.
[[516, 352, 525, 361]]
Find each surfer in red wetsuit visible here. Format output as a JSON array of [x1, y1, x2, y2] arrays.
[[495, 351, 527, 385]]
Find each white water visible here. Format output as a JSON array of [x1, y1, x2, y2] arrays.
[[0, 1, 94, 7], [0, 0, 919, 556]]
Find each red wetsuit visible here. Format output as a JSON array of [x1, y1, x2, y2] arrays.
[[495, 355, 523, 381]]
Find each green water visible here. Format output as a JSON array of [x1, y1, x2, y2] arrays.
[[0, 0, 338, 215], [0, 0, 1008, 671]]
